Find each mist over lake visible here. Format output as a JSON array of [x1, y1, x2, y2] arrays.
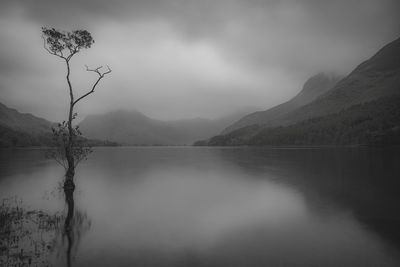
[[1, 147, 400, 266]]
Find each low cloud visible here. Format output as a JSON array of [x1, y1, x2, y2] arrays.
[[0, 0, 399, 121]]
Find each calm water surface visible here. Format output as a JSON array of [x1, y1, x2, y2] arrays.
[[1, 147, 400, 266]]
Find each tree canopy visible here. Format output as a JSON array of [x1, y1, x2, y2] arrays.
[[42, 27, 94, 61]]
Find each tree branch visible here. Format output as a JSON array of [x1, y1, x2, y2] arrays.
[[66, 47, 78, 62], [73, 65, 112, 106]]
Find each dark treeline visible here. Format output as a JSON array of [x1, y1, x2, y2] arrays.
[[201, 96, 400, 146]]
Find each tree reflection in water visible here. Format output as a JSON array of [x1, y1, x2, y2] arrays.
[[0, 180, 91, 267], [59, 178, 91, 267]]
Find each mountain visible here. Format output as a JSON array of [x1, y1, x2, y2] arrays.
[[201, 36, 400, 146], [0, 99, 253, 147], [79, 110, 179, 145], [204, 96, 400, 146], [0, 102, 53, 146], [0, 102, 52, 134], [0, 102, 117, 147], [222, 73, 342, 134], [279, 37, 400, 126], [79, 108, 255, 145]]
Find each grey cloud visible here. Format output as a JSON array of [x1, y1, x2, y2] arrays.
[[0, 0, 399, 121], [2, 0, 399, 72]]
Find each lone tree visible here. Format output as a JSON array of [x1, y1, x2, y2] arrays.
[[42, 27, 111, 188]]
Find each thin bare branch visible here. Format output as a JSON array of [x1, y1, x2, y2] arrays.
[[73, 65, 112, 106], [104, 65, 112, 75], [85, 65, 102, 74]]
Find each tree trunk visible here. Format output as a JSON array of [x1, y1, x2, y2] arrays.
[[64, 179, 75, 230], [63, 178, 75, 267], [65, 59, 75, 183], [65, 106, 75, 181]]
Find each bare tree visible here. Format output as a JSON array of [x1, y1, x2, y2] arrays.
[[42, 27, 111, 188]]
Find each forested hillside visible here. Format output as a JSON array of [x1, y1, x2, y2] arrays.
[[203, 96, 400, 146]]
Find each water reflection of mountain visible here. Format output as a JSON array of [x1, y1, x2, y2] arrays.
[[215, 147, 400, 250]]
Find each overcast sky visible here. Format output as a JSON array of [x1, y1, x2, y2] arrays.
[[0, 0, 399, 121]]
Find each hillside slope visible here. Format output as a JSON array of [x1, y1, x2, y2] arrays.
[[0, 102, 52, 134], [222, 73, 342, 134], [0, 102, 53, 147], [205, 96, 400, 146], [279, 36, 400, 126]]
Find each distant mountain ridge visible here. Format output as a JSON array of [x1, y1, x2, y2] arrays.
[[0, 102, 53, 146], [0, 102, 117, 147], [0, 102, 52, 134], [201, 36, 400, 146], [80, 110, 179, 145], [222, 73, 342, 134], [79, 108, 256, 145], [0, 99, 255, 147]]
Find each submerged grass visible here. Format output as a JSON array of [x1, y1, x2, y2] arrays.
[[0, 197, 63, 266]]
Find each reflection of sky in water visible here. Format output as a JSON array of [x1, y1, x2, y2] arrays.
[[1, 148, 399, 266]]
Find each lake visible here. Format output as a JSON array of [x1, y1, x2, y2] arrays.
[[1, 147, 400, 266]]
